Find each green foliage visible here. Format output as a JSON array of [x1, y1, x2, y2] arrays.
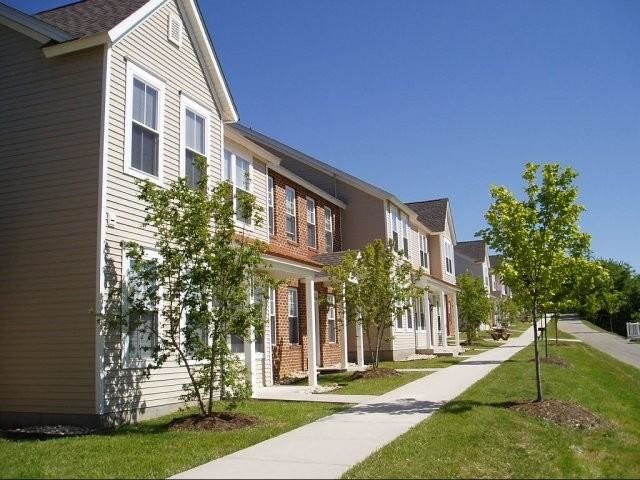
[[103, 156, 277, 416], [495, 297, 524, 328], [457, 273, 493, 344], [325, 239, 424, 368], [477, 163, 592, 401]]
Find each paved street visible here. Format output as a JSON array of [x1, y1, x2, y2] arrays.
[[559, 316, 640, 369], [173, 328, 534, 480]]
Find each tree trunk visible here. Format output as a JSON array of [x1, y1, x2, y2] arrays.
[[365, 326, 376, 369], [532, 302, 543, 402], [555, 315, 559, 345], [374, 326, 385, 369], [543, 312, 548, 357]]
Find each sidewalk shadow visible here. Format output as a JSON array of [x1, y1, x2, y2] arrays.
[[337, 398, 445, 416]]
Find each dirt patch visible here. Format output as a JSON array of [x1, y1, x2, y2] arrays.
[[540, 355, 572, 367], [351, 367, 400, 380], [509, 400, 609, 430], [168, 412, 260, 432], [0, 425, 96, 441]]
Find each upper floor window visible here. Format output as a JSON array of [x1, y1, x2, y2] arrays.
[[402, 215, 409, 258], [324, 207, 334, 253], [327, 293, 336, 343], [268, 176, 275, 235], [307, 197, 317, 248], [224, 149, 252, 225], [419, 234, 429, 268], [444, 239, 454, 275], [180, 95, 208, 188], [285, 186, 297, 241], [391, 205, 400, 251], [125, 63, 165, 182]]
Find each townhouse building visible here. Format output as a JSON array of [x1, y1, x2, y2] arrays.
[[454, 240, 491, 294], [489, 254, 512, 325], [231, 126, 462, 361]]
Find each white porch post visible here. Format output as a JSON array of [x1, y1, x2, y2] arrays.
[[424, 291, 432, 350], [244, 326, 256, 390], [341, 289, 348, 369], [453, 294, 461, 349], [355, 319, 365, 367], [305, 277, 318, 388], [440, 290, 448, 347]]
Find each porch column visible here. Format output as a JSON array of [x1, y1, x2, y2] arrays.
[[424, 291, 433, 350], [355, 319, 365, 367], [440, 290, 448, 347], [244, 326, 256, 390], [452, 295, 461, 348], [341, 289, 348, 369], [304, 277, 318, 388]]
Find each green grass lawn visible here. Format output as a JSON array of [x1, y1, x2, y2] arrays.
[[345, 340, 640, 479], [318, 371, 427, 395], [0, 400, 347, 479], [545, 318, 575, 340]]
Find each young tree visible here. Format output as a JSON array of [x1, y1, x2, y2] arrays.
[[104, 157, 275, 417], [478, 163, 591, 402], [325, 239, 423, 368], [497, 297, 524, 328], [457, 273, 493, 344]]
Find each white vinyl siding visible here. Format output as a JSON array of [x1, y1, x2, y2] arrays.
[[268, 287, 276, 346], [307, 197, 316, 248], [327, 294, 336, 343], [180, 95, 209, 188], [285, 186, 297, 241], [324, 206, 333, 253], [124, 62, 165, 183], [268, 176, 275, 236]]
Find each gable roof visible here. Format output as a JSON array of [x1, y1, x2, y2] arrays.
[[2, 0, 238, 122], [489, 254, 502, 269], [230, 123, 424, 225], [405, 198, 449, 232], [455, 240, 487, 263], [35, 0, 149, 39]]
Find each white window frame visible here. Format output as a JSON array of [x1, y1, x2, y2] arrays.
[[327, 293, 336, 343], [121, 248, 161, 368], [288, 287, 299, 344], [285, 186, 297, 242], [179, 94, 210, 188], [268, 287, 277, 346], [444, 238, 455, 275], [391, 205, 400, 251], [324, 206, 334, 253], [268, 176, 275, 236], [224, 147, 254, 228], [402, 214, 409, 258], [419, 234, 429, 269], [306, 197, 317, 249], [124, 62, 165, 185]]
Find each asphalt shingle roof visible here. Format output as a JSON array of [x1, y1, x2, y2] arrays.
[[314, 251, 348, 267], [455, 240, 487, 263], [35, 0, 149, 39], [405, 198, 449, 233]]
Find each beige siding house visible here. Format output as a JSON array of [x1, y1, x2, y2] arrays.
[[0, 0, 237, 427]]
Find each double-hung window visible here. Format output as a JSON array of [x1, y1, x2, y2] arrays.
[[181, 96, 208, 188], [444, 239, 454, 275], [285, 186, 297, 241], [402, 215, 409, 258], [307, 197, 317, 248], [327, 294, 336, 343], [224, 149, 253, 225], [288, 288, 299, 344], [407, 303, 413, 329], [395, 303, 404, 329], [268, 176, 275, 235], [324, 207, 333, 253], [126, 63, 164, 182], [391, 206, 399, 251], [123, 252, 160, 366], [419, 234, 429, 268]]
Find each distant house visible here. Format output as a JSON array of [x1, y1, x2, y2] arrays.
[[489, 255, 512, 325], [454, 240, 491, 294]]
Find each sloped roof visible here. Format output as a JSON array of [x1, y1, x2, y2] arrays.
[[405, 198, 449, 233], [489, 254, 503, 268], [36, 0, 149, 39], [314, 251, 348, 267], [455, 240, 487, 263]]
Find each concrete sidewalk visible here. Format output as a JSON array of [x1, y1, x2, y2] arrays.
[[559, 317, 640, 369], [172, 327, 534, 479], [253, 385, 377, 404]]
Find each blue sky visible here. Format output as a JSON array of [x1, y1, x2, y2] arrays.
[[12, 0, 640, 269]]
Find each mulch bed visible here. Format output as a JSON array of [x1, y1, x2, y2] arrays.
[[0, 424, 96, 440], [351, 367, 400, 380], [168, 412, 260, 432], [509, 400, 609, 430]]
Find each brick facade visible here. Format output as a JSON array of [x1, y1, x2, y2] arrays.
[[266, 171, 344, 381]]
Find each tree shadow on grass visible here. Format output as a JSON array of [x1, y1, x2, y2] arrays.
[[440, 399, 522, 415]]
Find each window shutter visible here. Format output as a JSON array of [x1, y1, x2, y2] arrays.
[[168, 14, 182, 46]]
